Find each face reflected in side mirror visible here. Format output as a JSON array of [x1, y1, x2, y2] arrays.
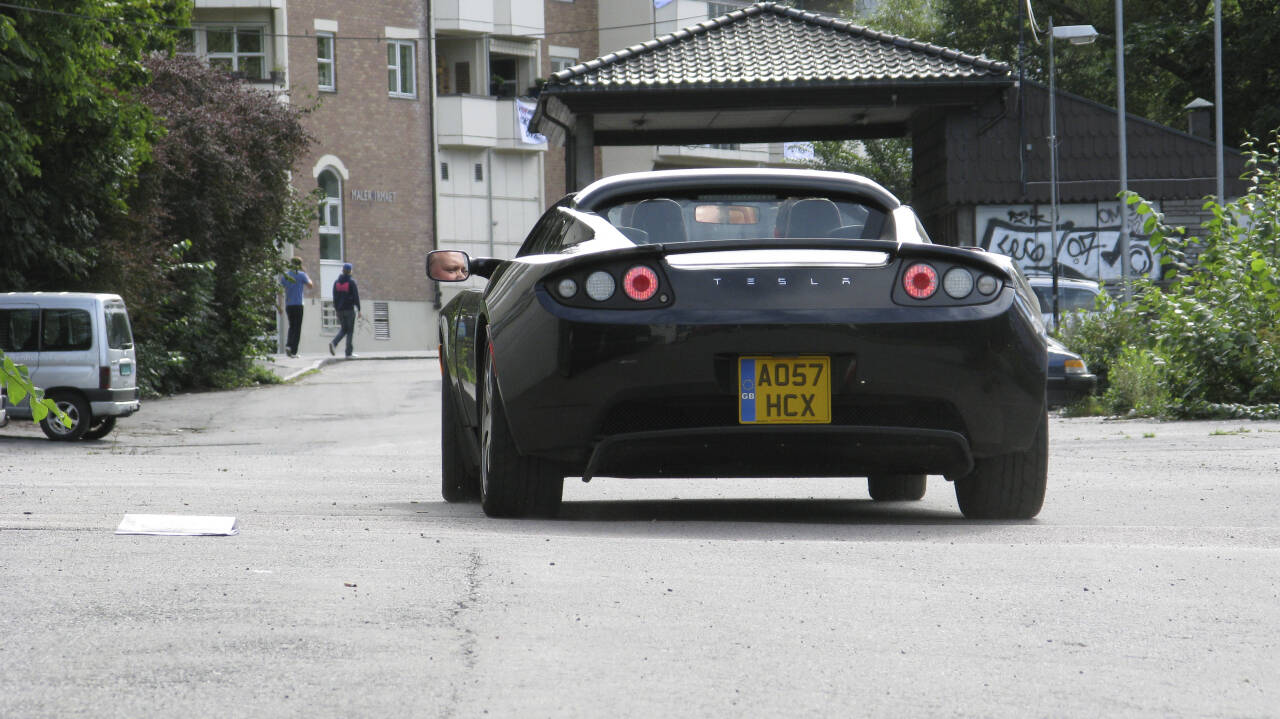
[[427, 250, 471, 282]]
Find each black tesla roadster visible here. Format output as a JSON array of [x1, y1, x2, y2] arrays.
[[429, 169, 1048, 520]]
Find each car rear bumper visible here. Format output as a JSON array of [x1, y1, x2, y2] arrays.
[[1047, 372, 1097, 408], [585, 425, 973, 480], [490, 289, 1046, 476], [88, 387, 140, 417]]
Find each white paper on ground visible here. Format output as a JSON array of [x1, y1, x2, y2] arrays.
[[115, 514, 239, 536]]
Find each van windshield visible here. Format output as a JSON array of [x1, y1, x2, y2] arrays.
[[106, 305, 133, 350]]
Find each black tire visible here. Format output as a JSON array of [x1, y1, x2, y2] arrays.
[[867, 474, 927, 501], [440, 364, 480, 502], [954, 411, 1048, 519], [82, 416, 117, 441], [40, 392, 91, 442], [479, 354, 563, 518]]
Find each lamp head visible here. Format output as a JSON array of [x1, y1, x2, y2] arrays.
[[1053, 24, 1099, 45]]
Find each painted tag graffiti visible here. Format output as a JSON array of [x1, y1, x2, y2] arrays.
[[976, 203, 1160, 282]]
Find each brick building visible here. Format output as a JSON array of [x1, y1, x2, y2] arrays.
[[188, 0, 435, 354]]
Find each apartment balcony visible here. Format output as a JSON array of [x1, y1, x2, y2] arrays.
[[433, 0, 543, 36], [194, 0, 283, 8], [655, 143, 775, 165], [437, 95, 547, 152]]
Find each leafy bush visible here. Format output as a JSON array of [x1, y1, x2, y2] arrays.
[[1059, 293, 1146, 390], [97, 55, 313, 394], [1102, 346, 1169, 417], [1064, 129, 1280, 418]]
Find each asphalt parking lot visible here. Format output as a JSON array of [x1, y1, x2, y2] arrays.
[[2, 359, 1278, 718]]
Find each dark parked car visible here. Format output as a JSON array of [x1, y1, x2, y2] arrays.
[[1046, 336, 1097, 408], [429, 169, 1049, 519]]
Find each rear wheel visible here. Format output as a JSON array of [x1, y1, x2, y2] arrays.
[[953, 412, 1048, 519], [479, 353, 563, 518], [867, 474, 927, 501], [40, 392, 90, 442], [82, 416, 117, 441], [440, 363, 480, 502]]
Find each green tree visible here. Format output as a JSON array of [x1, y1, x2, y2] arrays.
[[96, 54, 313, 394], [0, 0, 189, 289], [805, 0, 938, 197], [811, 137, 914, 202], [927, 0, 1278, 149], [808, 1, 1279, 151]]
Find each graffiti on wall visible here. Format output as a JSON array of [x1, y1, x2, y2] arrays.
[[975, 202, 1160, 282]]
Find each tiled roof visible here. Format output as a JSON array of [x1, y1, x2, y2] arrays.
[[546, 1, 1010, 92]]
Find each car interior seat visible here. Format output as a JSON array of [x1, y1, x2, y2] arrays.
[[631, 198, 687, 244], [782, 198, 842, 238]]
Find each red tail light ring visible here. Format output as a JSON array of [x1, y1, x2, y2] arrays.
[[903, 263, 939, 299], [623, 265, 659, 302]]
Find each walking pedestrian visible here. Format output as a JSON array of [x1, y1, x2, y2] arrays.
[[329, 262, 361, 357], [278, 257, 313, 357]]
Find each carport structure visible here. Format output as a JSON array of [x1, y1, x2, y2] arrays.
[[530, 1, 1013, 237]]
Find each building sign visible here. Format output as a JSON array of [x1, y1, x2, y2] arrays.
[[783, 142, 815, 162], [975, 202, 1161, 282], [350, 189, 396, 203]]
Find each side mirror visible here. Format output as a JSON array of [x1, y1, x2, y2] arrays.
[[427, 250, 472, 282]]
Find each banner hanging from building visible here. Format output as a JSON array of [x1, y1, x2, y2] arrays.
[[516, 98, 546, 145]]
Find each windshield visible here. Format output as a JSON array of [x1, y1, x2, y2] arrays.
[[598, 194, 890, 245], [105, 304, 134, 349], [1033, 286, 1098, 314]]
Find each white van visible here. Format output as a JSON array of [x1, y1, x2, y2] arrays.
[[0, 293, 140, 440]]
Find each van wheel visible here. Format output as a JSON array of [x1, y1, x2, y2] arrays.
[[82, 416, 117, 441], [41, 392, 91, 441]]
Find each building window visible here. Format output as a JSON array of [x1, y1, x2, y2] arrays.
[[441, 162, 449, 180], [387, 40, 416, 98], [550, 55, 577, 74], [317, 32, 335, 91], [474, 163, 484, 182], [321, 301, 338, 331], [318, 169, 343, 261], [708, 2, 748, 18], [180, 26, 268, 80]]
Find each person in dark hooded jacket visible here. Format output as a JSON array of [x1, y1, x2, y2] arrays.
[[329, 262, 361, 357]]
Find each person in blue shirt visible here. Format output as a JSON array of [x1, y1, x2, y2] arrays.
[[329, 262, 361, 357], [278, 257, 313, 357]]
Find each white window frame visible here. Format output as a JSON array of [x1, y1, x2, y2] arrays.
[[387, 40, 417, 99], [318, 169, 344, 261], [181, 25, 269, 80], [549, 46, 578, 75], [708, 2, 748, 18], [317, 31, 336, 92], [320, 300, 339, 331]]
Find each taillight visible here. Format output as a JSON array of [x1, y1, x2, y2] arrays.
[[99, 366, 111, 390], [903, 263, 938, 299], [622, 265, 658, 302], [585, 271, 615, 301]]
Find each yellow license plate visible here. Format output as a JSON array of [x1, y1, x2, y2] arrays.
[[738, 356, 831, 424]]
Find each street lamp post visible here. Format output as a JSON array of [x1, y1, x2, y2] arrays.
[[1116, 0, 1132, 301], [1047, 18, 1099, 331]]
